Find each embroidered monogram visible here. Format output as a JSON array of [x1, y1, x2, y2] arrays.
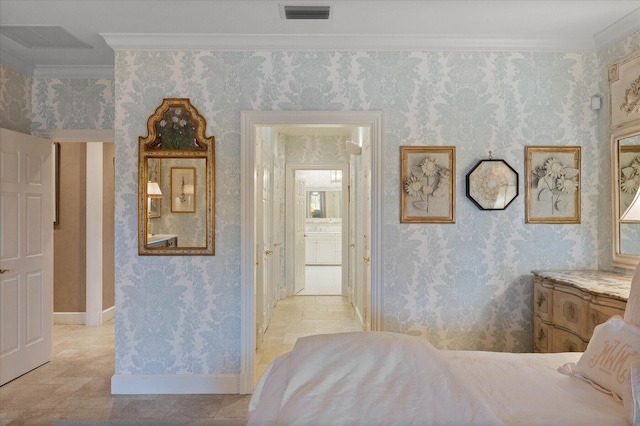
[[588, 338, 638, 384]]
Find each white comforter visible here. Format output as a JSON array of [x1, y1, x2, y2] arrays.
[[247, 332, 503, 426]]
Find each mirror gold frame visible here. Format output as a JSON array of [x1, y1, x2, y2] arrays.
[[611, 124, 640, 269], [609, 49, 640, 269], [138, 98, 215, 255]]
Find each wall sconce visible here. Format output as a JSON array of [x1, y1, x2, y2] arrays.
[[147, 181, 162, 235], [621, 189, 640, 222]]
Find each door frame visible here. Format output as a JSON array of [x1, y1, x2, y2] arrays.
[[239, 111, 383, 393], [36, 129, 114, 326], [285, 164, 349, 297]]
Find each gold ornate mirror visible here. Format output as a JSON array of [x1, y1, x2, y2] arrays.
[[138, 98, 215, 255], [611, 125, 640, 268], [609, 49, 640, 268]]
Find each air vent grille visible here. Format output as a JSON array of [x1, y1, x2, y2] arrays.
[[284, 5, 331, 20]]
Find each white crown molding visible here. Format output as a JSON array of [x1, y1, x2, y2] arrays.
[[0, 48, 35, 77], [594, 7, 640, 51], [33, 65, 114, 79], [101, 33, 597, 53], [35, 128, 115, 142]]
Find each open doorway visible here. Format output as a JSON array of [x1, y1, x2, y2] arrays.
[[239, 111, 383, 393], [295, 169, 344, 296]]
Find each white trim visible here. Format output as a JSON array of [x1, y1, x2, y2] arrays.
[[33, 65, 114, 79], [53, 312, 85, 325], [101, 33, 599, 53], [594, 8, 640, 51], [53, 306, 114, 325], [86, 142, 104, 326], [240, 110, 383, 394], [35, 129, 115, 142], [111, 374, 240, 394]]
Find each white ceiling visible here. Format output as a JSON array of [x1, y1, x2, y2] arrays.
[[1, 0, 639, 78]]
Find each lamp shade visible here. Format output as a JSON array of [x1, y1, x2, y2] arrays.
[[147, 181, 163, 198], [621, 188, 640, 222]]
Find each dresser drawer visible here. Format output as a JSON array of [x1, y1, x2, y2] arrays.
[[533, 279, 553, 322], [552, 289, 588, 338], [533, 316, 551, 353], [552, 327, 587, 353], [587, 303, 625, 339]]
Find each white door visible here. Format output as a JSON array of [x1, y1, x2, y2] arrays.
[[294, 178, 306, 294], [0, 128, 53, 385]]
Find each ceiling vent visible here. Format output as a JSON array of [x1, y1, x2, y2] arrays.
[[0, 26, 92, 49], [283, 5, 331, 20]]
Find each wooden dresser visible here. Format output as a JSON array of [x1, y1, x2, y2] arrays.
[[532, 270, 633, 353]]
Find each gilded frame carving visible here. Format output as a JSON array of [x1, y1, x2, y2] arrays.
[[138, 98, 215, 255]]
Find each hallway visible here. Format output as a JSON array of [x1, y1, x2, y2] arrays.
[[255, 295, 363, 383]]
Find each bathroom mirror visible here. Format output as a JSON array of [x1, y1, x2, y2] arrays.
[[138, 98, 215, 255], [307, 191, 342, 219], [611, 124, 640, 268]]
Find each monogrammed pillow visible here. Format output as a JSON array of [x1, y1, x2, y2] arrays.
[[572, 315, 640, 400]]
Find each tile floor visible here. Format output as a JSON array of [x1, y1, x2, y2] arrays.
[[254, 295, 362, 383], [0, 295, 360, 426]]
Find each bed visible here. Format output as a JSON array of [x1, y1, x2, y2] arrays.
[[247, 265, 640, 426]]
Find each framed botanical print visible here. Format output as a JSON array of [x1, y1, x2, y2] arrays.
[[400, 146, 455, 223], [525, 146, 581, 224], [466, 158, 518, 210]]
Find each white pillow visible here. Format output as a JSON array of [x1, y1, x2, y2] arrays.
[[573, 315, 640, 400], [623, 362, 640, 426]]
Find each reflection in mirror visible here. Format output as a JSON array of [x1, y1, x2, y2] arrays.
[[139, 98, 215, 255], [307, 191, 342, 218], [612, 128, 640, 268]]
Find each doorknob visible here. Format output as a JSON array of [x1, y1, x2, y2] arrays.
[[349, 243, 355, 248], [363, 257, 370, 264], [273, 242, 280, 247], [0, 269, 9, 274], [265, 250, 273, 256]]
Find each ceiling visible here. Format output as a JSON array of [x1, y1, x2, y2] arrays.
[[1, 0, 639, 78]]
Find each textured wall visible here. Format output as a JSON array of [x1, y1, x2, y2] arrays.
[[114, 48, 613, 378], [31, 77, 114, 131], [0, 64, 32, 133]]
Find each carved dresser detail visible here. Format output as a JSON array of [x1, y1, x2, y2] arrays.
[[532, 270, 633, 353]]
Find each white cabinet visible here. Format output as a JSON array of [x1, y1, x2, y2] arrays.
[[306, 232, 341, 265]]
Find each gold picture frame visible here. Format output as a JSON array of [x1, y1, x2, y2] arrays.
[[525, 146, 581, 224], [400, 146, 455, 223], [171, 167, 196, 213]]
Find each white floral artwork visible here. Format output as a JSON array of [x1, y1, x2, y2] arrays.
[[619, 148, 640, 213], [401, 146, 455, 223], [526, 146, 581, 223], [466, 160, 518, 210]]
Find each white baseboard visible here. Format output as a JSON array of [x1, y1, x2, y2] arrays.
[[54, 306, 115, 325], [53, 312, 86, 325], [111, 373, 248, 394]]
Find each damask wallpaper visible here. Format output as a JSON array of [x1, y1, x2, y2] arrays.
[[112, 46, 616, 378], [3, 30, 637, 381], [0, 64, 32, 133], [31, 77, 115, 131]]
